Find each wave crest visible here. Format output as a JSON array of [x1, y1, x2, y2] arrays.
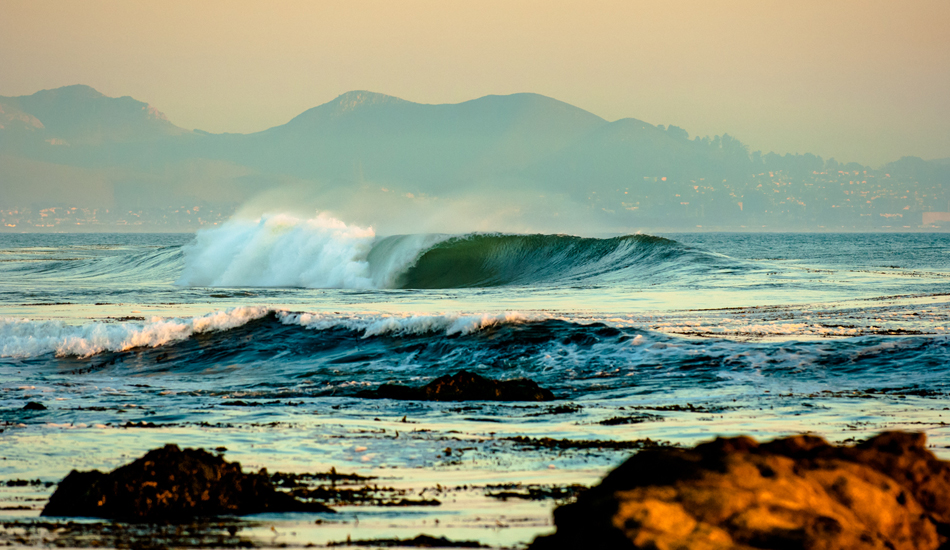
[[0, 307, 272, 358], [176, 213, 698, 290], [0, 308, 531, 358], [177, 213, 377, 288]]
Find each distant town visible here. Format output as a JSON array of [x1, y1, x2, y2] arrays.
[[0, 204, 235, 232], [581, 163, 950, 231], [4, 164, 946, 232]]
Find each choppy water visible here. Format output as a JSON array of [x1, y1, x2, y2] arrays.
[[2, 216, 950, 547]]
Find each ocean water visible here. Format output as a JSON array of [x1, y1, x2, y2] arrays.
[[2, 215, 950, 547]]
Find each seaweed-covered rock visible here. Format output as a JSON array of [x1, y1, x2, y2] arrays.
[[23, 401, 47, 411], [42, 444, 333, 521], [531, 431, 950, 550], [359, 370, 555, 401]]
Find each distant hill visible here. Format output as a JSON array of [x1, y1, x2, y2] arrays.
[[523, 119, 753, 199], [199, 90, 609, 190], [882, 156, 950, 186], [0, 85, 770, 192], [0, 85, 189, 148], [0, 85, 946, 232]]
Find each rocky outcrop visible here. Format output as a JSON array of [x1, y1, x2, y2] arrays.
[[531, 431, 950, 550], [42, 444, 333, 521], [358, 370, 555, 401]]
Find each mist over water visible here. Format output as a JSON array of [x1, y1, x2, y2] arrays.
[[231, 182, 627, 237]]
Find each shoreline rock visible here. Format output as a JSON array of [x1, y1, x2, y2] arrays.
[[530, 431, 950, 550], [41, 444, 333, 521], [358, 370, 555, 401], [327, 534, 486, 547]]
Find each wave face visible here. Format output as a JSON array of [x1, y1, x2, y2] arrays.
[[391, 233, 689, 288], [177, 214, 715, 289]]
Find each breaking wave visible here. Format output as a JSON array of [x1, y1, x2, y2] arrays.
[[176, 214, 719, 289], [4, 308, 950, 397], [0, 308, 531, 358]]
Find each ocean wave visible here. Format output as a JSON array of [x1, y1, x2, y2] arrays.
[[175, 213, 712, 289], [177, 213, 379, 288], [0, 245, 183, 284], [390, 232, 686, 288], [0, 308, 534, 358], [281, 310, 532, 337], [4, 309, 949, 396], [0, 307, 272, 358]]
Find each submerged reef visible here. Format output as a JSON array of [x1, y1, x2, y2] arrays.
[[358, 370, 556, 401], [531, 431, 950, 550], [42, 444, 333, 521]]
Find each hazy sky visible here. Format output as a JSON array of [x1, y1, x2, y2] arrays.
[[2, 0, 948, 166]]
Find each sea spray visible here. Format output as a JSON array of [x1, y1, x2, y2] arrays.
[[176, 213, 377, 288], [174, 212, 701, 289]]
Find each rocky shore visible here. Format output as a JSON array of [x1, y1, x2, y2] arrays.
[[25, 427, 950, 548], [531, 431, 950, 550], [42, 444, 332, 521]]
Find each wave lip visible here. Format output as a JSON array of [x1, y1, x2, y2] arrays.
[[176, 213, 704, 290]]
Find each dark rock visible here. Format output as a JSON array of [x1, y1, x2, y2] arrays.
[[486, 483, 587, 501], [41, 444, 334, 521], [358, 370, 555, 401], [507, 436, 669, 451], [328, 534, 486, 547], [531, 431, 950, 550], [23, 401, 46, 411]]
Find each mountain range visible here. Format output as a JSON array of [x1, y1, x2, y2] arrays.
[[1, 85, 947, 232]]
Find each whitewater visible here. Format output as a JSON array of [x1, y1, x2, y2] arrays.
[[3, 213, 950, 547], [174, 213, 702, 289]]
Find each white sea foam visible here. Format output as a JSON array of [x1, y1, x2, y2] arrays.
[[278, 310, 531, 337], [177, 213, 378, 288], [4, 297, 941, 359], [176, 213, 450, 289], [0, 307, 271, 358], [0, 308, 533, 358]]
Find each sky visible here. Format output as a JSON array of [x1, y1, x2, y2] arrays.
[[1, 0, 948, 166]]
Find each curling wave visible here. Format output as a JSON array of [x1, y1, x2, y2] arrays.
[[176, 214, 719, 289]]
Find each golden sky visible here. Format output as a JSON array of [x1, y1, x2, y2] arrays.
[[1, 0, 948, 165]]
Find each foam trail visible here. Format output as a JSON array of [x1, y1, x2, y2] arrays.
[[278, 311, 532, 337], [0, 309, 537, 358], [177, 213, 377, 288], [0, 307, 271, 358]]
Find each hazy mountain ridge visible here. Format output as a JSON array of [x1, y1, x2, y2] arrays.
[[0, 102, 45, 132], [222, 90, 610, 188], [0, 85, 947, 232], [0, 85, 190, 148]]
